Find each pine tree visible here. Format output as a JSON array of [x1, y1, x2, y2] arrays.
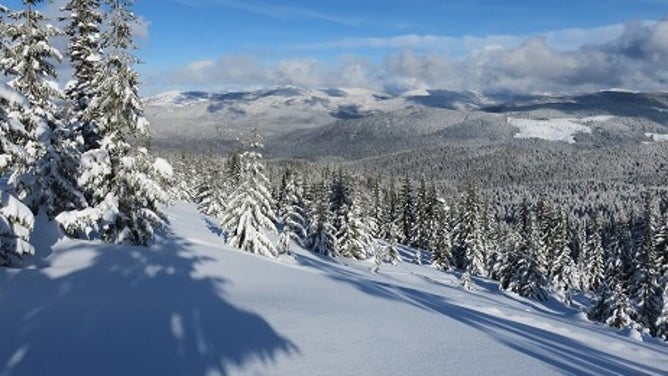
[[195, 163, 225, 218], [0, 85, 35, 265], [369, 175, 385, 238], [329, 169, 351, 234], [381, 176, 400, 241], [451, 181, 487, 278], [584, 218, 605, 292], [507, 200, 548, 301], [588, 239, 636, 329], [374, 216, 401, 273], [629, 194, 662, 334], [337, 189, 373, 260], [414, 176, 431, 252], [60, 0, 103, 151], [307, 181, 338, 257], [398, 174, 415, 245], [6, 0, 84, 217], [431, 195, 452, 271], [56, 0, 170, 245], [277, 171, 307, 254], [220, 134, 277, 257]]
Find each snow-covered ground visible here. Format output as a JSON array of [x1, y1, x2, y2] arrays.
[[1, 203, 667, 376], [508, 116, 614, 143], [645, 132, 668, 142]]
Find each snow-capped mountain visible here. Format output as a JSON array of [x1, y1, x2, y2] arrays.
[[145, 87, 668, 159]]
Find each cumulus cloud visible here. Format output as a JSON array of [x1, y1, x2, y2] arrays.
[[151, 17, 668, 95]]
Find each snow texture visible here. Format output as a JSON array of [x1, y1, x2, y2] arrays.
[[508, 116, 613, 143], [0, 203, 666, 375]]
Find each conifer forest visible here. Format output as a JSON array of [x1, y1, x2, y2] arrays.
[[1, 1, 668, 375]]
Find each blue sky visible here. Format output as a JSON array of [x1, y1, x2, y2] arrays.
[[7, 0, 668, 94]]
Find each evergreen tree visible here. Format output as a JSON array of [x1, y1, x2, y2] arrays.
[[584, 218, 605, 292], [655, 282, 668, 340], [507, 200, 548, 301], [431, 195, 452, 271], [398, 174, 415, 245], [277, 171, 307, 254], [60, 0, 103, 151], [451, 181, 487, 277], [220, 134, 277, 257], [307, 181, 337, 257], [414, 176, 431, 251], [56, 0, 170, 245], [195, 163, 225, 218], [588, 239, 636, 329], [0, 85, 34, 265], [381, 176, 400, 241], [629, 194, 662, 334], [6, 0, 84, 217], [369, 175, 385, 238], [337, 189, 373, 260]]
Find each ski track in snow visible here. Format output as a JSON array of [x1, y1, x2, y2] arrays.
[[0, 203, 666, 376]]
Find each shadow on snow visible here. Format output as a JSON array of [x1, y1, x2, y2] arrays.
[[0, 223, 298, 376], [295, 252, 667, 376]]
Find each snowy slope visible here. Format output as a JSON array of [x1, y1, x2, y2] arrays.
[[508, 116, 615, 143], [2, 203, 666, 376]]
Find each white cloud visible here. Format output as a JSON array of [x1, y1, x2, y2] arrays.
[[150, 17, 668, 95]]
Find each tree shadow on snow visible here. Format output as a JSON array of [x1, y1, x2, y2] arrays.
[[0, 229, 298, 376], [295, 252, 667, 375]]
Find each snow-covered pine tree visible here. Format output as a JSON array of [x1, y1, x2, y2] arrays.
[[655, 217, 668, 279], [655, 217, 668, 339], [413, 176, 432, 252], [277, 171, 307, 255], [329, 169, 351, 234], [584, 218, 605, 292], [195, 167, 225, 217], [655, 283, 668, 340], [374, 216, 401, 273], [336, 189, 374, 260], [369, 175, 385, 238], [451, 181, 487, 281], [60, 0, 103, 152], [507, 200, 548, 301], [548, 213, 578, 304], [398, 174, 415, 246], [431, 193, 452, 271], [381, 175, 399, 241], [220, 133, 277, 257], [0, 84, 35, 266], [5, 0, 85, 217], [628, 193, 663, 334], [56, 0, 170, 245], [588, 239, 636, 329], [497, 228, 522, 291], [307, 180, 338, 257]]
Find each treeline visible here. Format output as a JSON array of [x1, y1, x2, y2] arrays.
[[0, 0, 169, 266], [169, 146, 668, 341]]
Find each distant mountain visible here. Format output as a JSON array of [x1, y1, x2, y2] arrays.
[[144, 87, 668, 159]]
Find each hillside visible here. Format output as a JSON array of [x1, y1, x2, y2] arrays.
[[145, 88, 668, 181], [1, 203, 667, 375]]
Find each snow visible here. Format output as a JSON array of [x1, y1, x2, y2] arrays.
[[508, 116, 614, 143], [153, 157, 174, 177], [0, 83, 27, 106], [1, 203, 667, 375], [645, 133, 668, 142]]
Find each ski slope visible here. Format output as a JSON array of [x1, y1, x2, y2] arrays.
[[1, 203, 666, 376]]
